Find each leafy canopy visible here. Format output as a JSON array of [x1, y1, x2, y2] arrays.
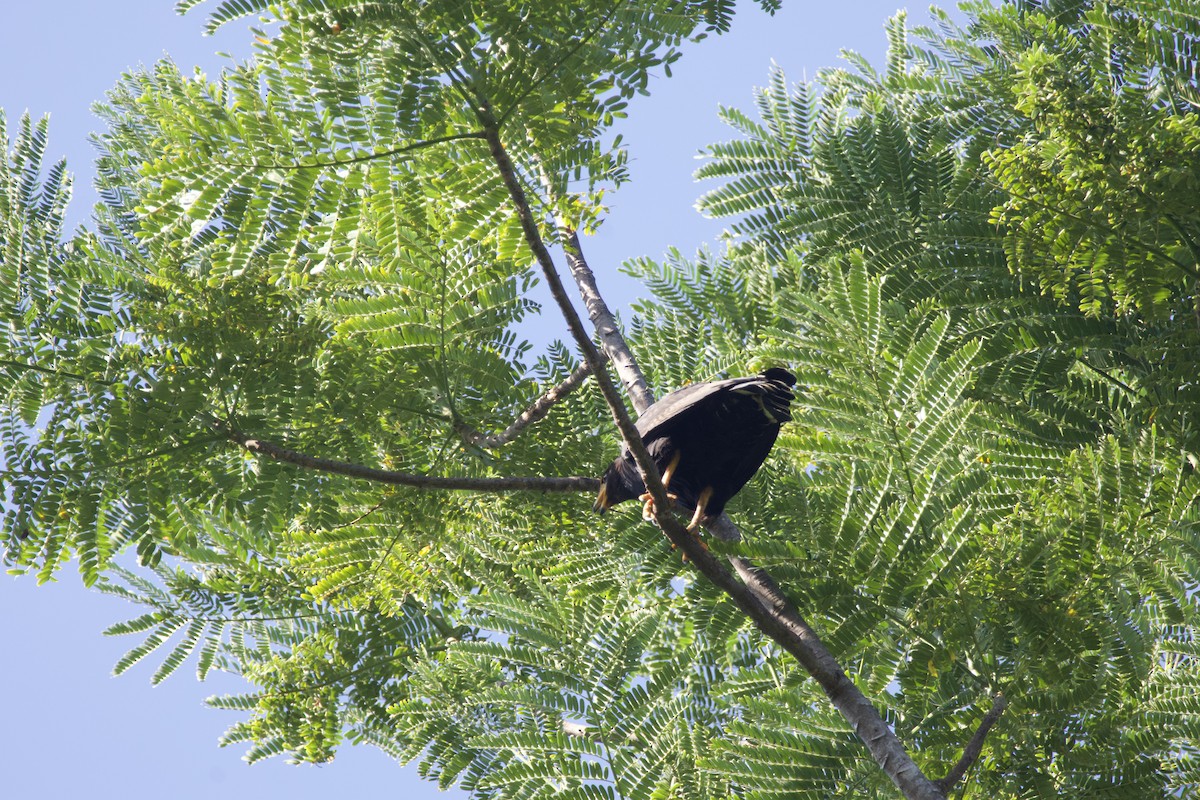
[[3, 1, 1200, 798]]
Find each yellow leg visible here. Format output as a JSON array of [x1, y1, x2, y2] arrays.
[[661, 450, 681, 492], [686, 486, 714, 534], [675, 487, 710, 562], [677, 486, 714, 561], [640, 451, 682, 520]]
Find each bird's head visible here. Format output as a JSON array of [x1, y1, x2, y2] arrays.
[[594, 462, 633, 513]]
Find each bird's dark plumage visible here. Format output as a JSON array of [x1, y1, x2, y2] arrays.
[[594, 368, 796, 528]]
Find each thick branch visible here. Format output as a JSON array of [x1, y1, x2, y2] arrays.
[[934, 694, 1008, 794], [527, 159, 653, 411], [219, 423, 598, 493], [457, 361, 594, 449], [724, 558, 947, 799], [563, 235, 656, 412], [540, 230, 648, 412]]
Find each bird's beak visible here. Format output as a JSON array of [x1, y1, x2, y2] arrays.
[[593, 483, 609, 513]]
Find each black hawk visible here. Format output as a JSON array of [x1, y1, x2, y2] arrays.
[[594, 367, 796, 531]]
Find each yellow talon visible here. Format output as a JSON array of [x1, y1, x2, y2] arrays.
[[638, 491, 679, 521]]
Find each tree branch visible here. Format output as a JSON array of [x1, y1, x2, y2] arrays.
[[0, 357, 115, 385], [475, 106, 676, 524], [934, 694, 1008, 794], [563, 234, 657, 412], [217, 422, 598, 493], [479, 111, 950, 799], [989, 176, 1200, 279], [526, 159, 654, 411], [551, 232, 745, 542], [456, 361, 594, 449], [697, 538, 946, 800]]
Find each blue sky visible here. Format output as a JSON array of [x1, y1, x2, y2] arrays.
[[0, 2, 957, 798]]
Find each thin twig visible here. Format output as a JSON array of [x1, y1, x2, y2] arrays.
[[987, 175, 1200, 279], [934, 694, 1009, 793], [218, 422, 598, 493], [1075, 355, 1139, 396], [496, 0, 631, 129], [0, 357, 115, 385], [216, 131, 488, 170], [457, 361, 594, 449]]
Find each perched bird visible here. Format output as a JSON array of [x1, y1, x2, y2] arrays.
[[594, 367, 796, 531]]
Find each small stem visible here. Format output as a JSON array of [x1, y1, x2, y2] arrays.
[[457, 361, 594, 449], [215, 131, 489, 170]]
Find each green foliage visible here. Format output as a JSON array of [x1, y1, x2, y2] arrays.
[[682, 2, 1200, 794], [5, 1, 1200, 799], [983, 2, 1200, 321]]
